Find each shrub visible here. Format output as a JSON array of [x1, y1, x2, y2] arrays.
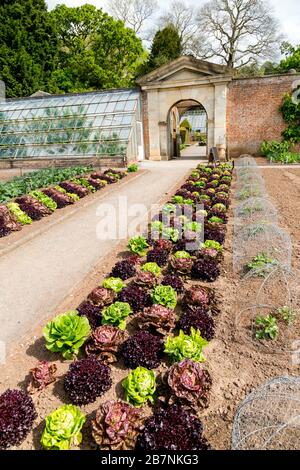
[[64, 356, 112, 405], [92, 400, 144, 450], [164, 328, 208, 363], [121, 331, 163, 369], [85, 325, 128, 363], [119, 285, 152, 313], [0, 389, 37, 449], [41, 404, 85, 450], [135, 404, 209, 451], [122, 367, 156, 407], [151, 285, 177, 309], [101, 301, 132, 330], [43, 311, 91, 359]]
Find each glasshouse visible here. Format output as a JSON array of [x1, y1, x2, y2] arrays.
[[0, 88, 144, 164]]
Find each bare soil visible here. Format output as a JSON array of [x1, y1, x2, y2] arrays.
[[1, 166, 300, 450]]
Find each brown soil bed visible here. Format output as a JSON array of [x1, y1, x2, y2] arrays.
[[1, 167, 299, 450]]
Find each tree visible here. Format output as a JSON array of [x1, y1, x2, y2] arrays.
[[158, 1, 208, 57], [107, 0, 158, 37], [145, 25, 182, 73], [0, 0, 58, 97], [196, 0, 283, 68], [279, 42, 300, 72], [48, 4, 145, 92]]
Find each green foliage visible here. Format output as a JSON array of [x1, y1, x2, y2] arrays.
[[161, 227, 179, 243], [255, 315, 279, 340], [127, 164, 138, 172], [184, 221, 202, 233], [203, 240, 223, 252], [279, 42, 300, 72], [246, 253, 278, 276], [48, 4, 144, 93], [29, 190, 57, 211], [277, 306, 296, 325], [174, 251, 191, 259], [280, 93, 300, 144], [151, 285, 177, 309], [41, 404, 85, 450], [102, 277, 125, 293], [0, 166, 90, 203], [141, 262, 161, 277], [127, 236, 149, 256], [101, 302, 132, 330], [164, 328, 209, 363], [0, 0, 59, 97], [143, 25, 182, 74], [150, 221, 164, 232], [54, 185, 80, 202], [43, 310, 91, 359], [72, 178, 95, 193], [7, 202, 32, 225], [122, 366, 156, 407], [208, 216, 224, 224]]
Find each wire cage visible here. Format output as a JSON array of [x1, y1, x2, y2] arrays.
[[233, 266, 300, 354], [232, 376, 300, 450], [234, 197, 278, 229], [235, 155, 258, 168]]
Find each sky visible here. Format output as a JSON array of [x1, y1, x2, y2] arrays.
[[45, 0, 300, 46]]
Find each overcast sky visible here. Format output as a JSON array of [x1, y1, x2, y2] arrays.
[[46, 0, 300, 46]]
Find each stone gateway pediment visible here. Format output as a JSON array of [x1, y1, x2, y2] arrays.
[[137, 56, 229, 86]]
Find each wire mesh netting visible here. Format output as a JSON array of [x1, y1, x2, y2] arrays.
[[232, 376, 300, 450], [233, 266, 300, 353], [0, 88, 141, 159], [234, 197, 278, 230], [235, 155, 258, 168], [233, 224, 292, 274]]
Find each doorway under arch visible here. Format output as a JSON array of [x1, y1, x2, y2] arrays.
[[168, 99, 208, 159]]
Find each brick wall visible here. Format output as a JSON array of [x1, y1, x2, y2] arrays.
[[227, 73, 300, 157], [141, 90, 150, 159]]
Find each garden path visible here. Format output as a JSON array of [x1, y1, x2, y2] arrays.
[[0, 158, 198, 350]]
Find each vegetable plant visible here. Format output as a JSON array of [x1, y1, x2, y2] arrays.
[[29, 190, 57, 211], [151, 285, 177, 309], [64, 356, 112, 405], [246, 253, 278, 276], [136, 304, 176, 336], [0, 389, 37, 449], [146, 248, 169, 266], [27, 361, 57, 394], [127, 164, 138, 172], [92, 400, 144, 450], [102, 277, 125, 293], [121, 331, 163, 369], [111, 259, 136, 280], [101, 301, 132, 330], [43, 311, 91, 359], [141, 262, 161, 276], [41, 404, 85, 450], [119, 285, 152, 312], [85, 325, 127, 363], [255, 315, 279, 340], [127, 236, 149, 256], [277, 306, 296, 325], [164, 328, 208, 363], [7, 202, 32, 225], [122, 366, 156, 407], [203, 240, 223, 252]]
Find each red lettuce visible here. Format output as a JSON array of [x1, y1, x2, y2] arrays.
[[177, 307, 215, 340], [121, 331, 163, 369], [27, 361, 57, 394], [118, 285, 152, 313], [111, 260, 137, 280], [136, 304, 176, 336], [85, 325, 127, 363]]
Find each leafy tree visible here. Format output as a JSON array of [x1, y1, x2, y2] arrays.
[[144, 25, 182, 73], [48, 4, 145, 92], [279, 42, 300, 72], [0, 0, 58, 97]]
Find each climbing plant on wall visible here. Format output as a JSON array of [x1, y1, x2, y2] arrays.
[[280, 91, 300, 143]]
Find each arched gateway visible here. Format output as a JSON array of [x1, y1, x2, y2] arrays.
[[137, 56, 232, 161]]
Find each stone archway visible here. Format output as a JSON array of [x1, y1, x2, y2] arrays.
[[137, 56, 232, 161]]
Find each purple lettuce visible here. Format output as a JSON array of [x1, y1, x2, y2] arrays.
[[121, 331, 163, 369], [85, 325, 128, 363], [119, 285, 152, 313], [177, 307, 215, 340], [136, 304, 176, 336], [111, 260, 137, 280]]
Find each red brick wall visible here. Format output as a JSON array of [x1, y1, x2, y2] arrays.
[[141, 91, 150, 159], [227, 74, 300, 157]]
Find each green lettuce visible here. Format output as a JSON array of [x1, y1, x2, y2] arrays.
[[127, 236, 149, 256], [203, 240, 223, 252], [54, 185, 80, 201], [7, 202, 32, 225], [161, 227, 179, 243], [29, 190, 57, 211], [41, 405, 85, 450], [122, 366, 156, 407], [141, 262, 161, 276], [101, 301, 132, 330], [151, 285, 177, 309], [164, 328, 208, 363], [102, 277, 125, 293], [174, 251, 191, 259], [43, 310, 91, 359]]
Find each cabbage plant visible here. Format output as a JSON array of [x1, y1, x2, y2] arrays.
[[43, 311, 91, 359]]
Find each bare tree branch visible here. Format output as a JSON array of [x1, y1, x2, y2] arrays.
[[107, 0, 158, 37]]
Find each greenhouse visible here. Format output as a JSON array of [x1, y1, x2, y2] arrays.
[[0, 88, 144, 162]]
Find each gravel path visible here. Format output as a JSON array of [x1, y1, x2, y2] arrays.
[[0, 159, 197, 350]]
